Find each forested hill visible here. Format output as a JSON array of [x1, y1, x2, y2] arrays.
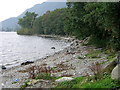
[[0, 2, 66, 31], [17, 2, 120, 51]]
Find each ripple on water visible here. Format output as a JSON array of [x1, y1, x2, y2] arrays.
[[0, 32, 70, 68]]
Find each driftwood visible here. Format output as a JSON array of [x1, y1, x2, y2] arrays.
[[21, 61, 34, 65]]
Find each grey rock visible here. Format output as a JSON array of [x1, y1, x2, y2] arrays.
[[111, 64, 120, 80], [2, 65, 6, 69], [55, 77, 74, 82], [104, 60, 118, 73], [51, 47, 55, 49]]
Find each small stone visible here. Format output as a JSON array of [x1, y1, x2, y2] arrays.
[[28, 79, 39, 85], [51, 47, 55, 49]]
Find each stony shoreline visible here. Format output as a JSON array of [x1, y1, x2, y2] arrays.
[[0, 37, 73, 88], [0, 37, 117, 89]]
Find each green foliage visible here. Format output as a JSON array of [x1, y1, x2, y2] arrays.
[[67, 2, 120, 51], [17, 2, 120, 51], [33, 8, 67, 35], [18, 12, 38, 29], [17, 28, 34, 35]]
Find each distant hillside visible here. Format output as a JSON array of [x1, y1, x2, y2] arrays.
[[1, 2, 66, 31]]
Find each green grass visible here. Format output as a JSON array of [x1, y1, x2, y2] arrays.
[[85, 50, 102, 59], [35, 73, 60, 81], [81, 76, 120, 88], [20, 80, 29, 89], [54, 75, 120, 88], [20, 73, 61, 89], [106, 54, 116, 61], [78, 56, 85, 59], [54, 77, 85, 88], [101, 52, 116, 65]]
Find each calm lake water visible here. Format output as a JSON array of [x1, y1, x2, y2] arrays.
[[0, 32, 70, 68]]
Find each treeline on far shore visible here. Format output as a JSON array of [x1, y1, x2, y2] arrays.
[[17, 2, 120, 51]]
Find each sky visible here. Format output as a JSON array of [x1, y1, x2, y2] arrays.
[[0, 0, 116, 22], [0, 0, 48, 22]]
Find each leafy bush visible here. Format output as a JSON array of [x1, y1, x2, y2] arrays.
[[17, 28, 34, 35]]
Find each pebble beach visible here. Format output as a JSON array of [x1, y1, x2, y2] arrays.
[[0, 38, 111, 89]]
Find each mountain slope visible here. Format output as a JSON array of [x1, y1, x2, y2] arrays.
[[1, 2, 66, 31]]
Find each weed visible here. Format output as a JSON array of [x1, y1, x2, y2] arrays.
[[20, 81, 28, 89], [88, 62, 102, 81], [27, 65, 52, 79], [35, 73, 52, 80]]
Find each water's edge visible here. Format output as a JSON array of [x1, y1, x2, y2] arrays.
[[1, 33, 73, 70]]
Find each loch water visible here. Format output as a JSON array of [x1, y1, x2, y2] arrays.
[[0, 32, 70, 68]]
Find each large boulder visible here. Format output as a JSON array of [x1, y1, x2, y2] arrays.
[[103, 60, 118, 74], [111, 64, 120, 80], [55, 77, 74, 82]]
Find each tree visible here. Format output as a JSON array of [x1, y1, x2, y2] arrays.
[[18, 11, 38, 29]]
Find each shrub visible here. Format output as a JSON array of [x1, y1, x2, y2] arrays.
[[17, 28, 34, 35]]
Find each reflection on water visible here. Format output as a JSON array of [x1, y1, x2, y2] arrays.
[[0, 32, 70, 68]]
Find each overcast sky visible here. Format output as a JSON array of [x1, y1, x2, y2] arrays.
[[0, 0, 118, 22], [0, 0, 67, 22], [0, 0, 48, 22]]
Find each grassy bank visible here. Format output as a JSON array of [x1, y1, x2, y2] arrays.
[[54, 74, 120, 88]]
